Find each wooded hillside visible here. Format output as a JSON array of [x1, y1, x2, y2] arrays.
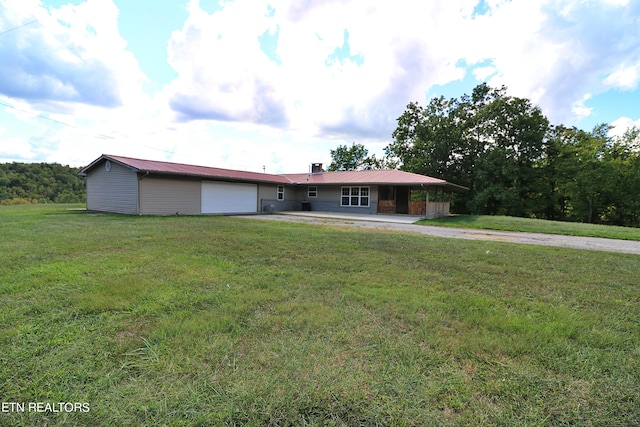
[[0, 162, 85, 205]]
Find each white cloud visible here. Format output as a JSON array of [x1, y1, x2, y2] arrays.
[[165, 0, 640, 136], [0, 0, 145, 109], [604, 64, 640, 90], [459, 0, 640, 125], [0, 127, 34, 161], [165, 0, 490, 140], [571, 93, 593, 120], [2, 0, 640, 171], [473, 66, 497, 82], [609, 116, 640, 138], [167, 0, 285, 125], [601, 0, 629, 6]]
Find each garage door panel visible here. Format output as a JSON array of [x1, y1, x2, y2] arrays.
[[202, 181, 257, 214]]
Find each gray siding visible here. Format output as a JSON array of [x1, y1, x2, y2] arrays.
[[139, 176, 201, 215], [86, 161, 138, 214], [303, 185, 379, 214], [259, 184, 301, 212], [260, 184, 380, 214]]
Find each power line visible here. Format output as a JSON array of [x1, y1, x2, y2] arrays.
[[0, 19, 201, 160], [0, 19, 210, 164], [0, 100, 208, 163], [0, 19, 39, 36], [0, 19, 120, 141], [0, 99, 115, 139], [0, 99, 189, 158]]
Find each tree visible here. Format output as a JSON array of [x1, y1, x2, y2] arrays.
[[387, 83, 640, 226], [535, 124, 640, 225], [0, 162, 85, 205], [386, 83, 549, 215], [535, 124, 573, 220], [328, 143, 384, 171], [597, 126, 640, 226], [387, 97, 462, 179]]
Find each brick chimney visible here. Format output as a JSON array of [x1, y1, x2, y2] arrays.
[[311, 163, 323, 173]]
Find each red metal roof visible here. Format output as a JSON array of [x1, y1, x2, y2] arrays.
[[283, 170, 453, 186], [82, 154, 293, 184], [79, 154, 466, 190]]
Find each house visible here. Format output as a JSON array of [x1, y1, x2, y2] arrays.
[[77, 154, 466, 217]]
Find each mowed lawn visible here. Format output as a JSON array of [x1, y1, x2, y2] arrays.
[[1, 205, 639, 426]]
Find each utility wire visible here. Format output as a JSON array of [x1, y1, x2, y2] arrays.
[[0, 99, 187, 158], [0, 19, 39, 36], [0, 19, 117, 140], [0, 18, 188, 161], [1, 97, 228, 166], [0, 99, 115, 139]]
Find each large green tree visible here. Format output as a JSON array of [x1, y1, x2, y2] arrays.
[[539, 124, 640, 226], [606, 126, 640, 226], [328, 143, 387, 171], [386, 83, 549, 215]]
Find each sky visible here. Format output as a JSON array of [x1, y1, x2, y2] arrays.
[[1, 0, 639, 173]]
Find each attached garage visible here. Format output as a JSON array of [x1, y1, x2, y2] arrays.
[[201, 181, 258, 214], [78, 155, 285, 215], [139, 175, 201, 215]]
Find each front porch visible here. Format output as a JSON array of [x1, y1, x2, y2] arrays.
[[377, 186, 451, 218]]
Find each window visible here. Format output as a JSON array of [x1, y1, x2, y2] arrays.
[[308, 186, 317, 198], [341, 186, 369, 207], [379, 185, 394, 201], [277, 185, 284, 200]]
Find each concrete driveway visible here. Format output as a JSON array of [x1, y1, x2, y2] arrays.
[[237, 212, 640, 255]]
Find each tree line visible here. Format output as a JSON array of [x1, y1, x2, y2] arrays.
[[330, 83, 640, 227], [0, 162, 85, 205]]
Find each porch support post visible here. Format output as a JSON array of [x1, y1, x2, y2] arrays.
[[425, 188, 429, 219]]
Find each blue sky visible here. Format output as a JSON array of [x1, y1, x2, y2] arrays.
[[1, 0, 639, 172]]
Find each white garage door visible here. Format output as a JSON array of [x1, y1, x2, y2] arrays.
[[201, 181, 258, 214]]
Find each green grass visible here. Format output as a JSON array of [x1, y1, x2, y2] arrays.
[[418, 214, 640, 240], [1, 204, 639, 426]]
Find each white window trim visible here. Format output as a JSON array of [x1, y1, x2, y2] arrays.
[[277, 185, 284, 201], [341, 186, 370, 207]]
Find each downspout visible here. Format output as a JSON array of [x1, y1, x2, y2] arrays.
[[421, 184, 429, 219], [137, 171, 150, 215], [426, 188, 429, 219], [257, 183, 261, 213]]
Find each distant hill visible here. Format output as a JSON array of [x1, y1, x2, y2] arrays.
[[0, 162, 85, 205]]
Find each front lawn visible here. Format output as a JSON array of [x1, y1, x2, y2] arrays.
[[1, 205, 638, 425]]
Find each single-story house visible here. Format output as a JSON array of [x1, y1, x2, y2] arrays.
[[78, 154, 466, 217]]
